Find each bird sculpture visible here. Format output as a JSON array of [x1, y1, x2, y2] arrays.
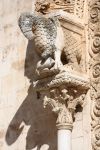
[[19, 12, 64, 77]]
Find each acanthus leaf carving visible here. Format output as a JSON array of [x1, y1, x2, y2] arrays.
[[35, 73, 89, 130]]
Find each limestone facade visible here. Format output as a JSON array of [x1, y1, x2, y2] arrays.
[[0, 0, 99, 150]]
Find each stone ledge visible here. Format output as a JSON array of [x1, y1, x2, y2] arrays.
[[33, 69, 90, 91]]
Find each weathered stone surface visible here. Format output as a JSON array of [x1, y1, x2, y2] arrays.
[[0, 0, 94, 150]]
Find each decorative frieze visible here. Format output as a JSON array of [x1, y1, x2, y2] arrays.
[[89, 0, 100, 150], [34, 0, 85, 19]]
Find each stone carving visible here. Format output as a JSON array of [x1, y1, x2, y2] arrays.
[[92, 34, 100, 54], [33, 70, 89, 91], [19, 12, 65, 78], [34, 69, 89, 130], [91, 96, 100, 150], [43, 88, 74, 130], [92, 63, 100, 78], [89, 1, 100, 24], [19, 0, 89, 133], [62, 28, 83, 71], [35, 0, 75, 14], [35, 0, 85, 18], [74, 0, 85, 18], [89, 0, 100, 150], [19, 9, 84, 79]]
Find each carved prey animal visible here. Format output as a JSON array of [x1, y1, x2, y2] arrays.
[[19, 12, 64, 78]]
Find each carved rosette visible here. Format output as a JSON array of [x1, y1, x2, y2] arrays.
[[89, 1, 100, 150], [34, 70, 89, 130]]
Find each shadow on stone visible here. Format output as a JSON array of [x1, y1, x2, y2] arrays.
[[5, 40, 57, 150]]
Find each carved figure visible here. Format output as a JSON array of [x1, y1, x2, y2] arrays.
[[19, 12, 64, 77], [19, 0, 85, 79]]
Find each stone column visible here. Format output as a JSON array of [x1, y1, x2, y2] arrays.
[[55, 99, 73, 150], [57, 129, 71, 150], [33, 69, 89, 150], [56, 105, 72, 150], [42, 83, 88, 150]]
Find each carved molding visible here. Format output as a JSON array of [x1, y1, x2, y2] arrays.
[[89, 0, 100, 150], [33, 69, 89, 91], [34, 0, 85, 19]]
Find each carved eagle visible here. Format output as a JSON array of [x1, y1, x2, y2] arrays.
[[19, 12, 64, 60], [19, 11, 83, 74]]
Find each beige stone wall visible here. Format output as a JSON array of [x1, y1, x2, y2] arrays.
[[0, 0, 91, 150], [0, 1, 57, 149], [72, 92, 91, 150]]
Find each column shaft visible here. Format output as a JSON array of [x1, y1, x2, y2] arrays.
[[57, 129, 71, 150]]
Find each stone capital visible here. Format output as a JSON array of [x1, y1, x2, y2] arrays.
[[34, 69, 89, 130]]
